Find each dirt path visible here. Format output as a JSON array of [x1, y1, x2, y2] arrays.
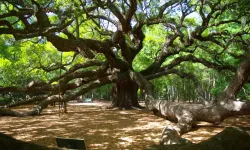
[[0, 100, 250, 150]]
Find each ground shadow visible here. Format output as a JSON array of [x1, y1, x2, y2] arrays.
[[1, 101, 250, 150]]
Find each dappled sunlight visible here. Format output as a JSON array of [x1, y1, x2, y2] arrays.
[[120, 136, 134, 143], [182, 115, 250, 143], [0, 102, 166, 149], [1, 102, 250, 149], [183, 125, 223, 143]]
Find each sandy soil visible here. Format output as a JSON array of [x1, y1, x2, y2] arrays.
[[0, 100, 250, 150]]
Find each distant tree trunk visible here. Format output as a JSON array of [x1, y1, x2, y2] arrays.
[[108, 79, 142, 109]]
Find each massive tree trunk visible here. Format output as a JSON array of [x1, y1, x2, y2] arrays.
[[109, 78, 143, 109], [129, 53, 250, 145]]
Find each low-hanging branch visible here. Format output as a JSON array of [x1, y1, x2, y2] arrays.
[[0, 71, 127, 117], [6, 94, 49, 108], [48, 60, 105, 84], [129, 52, 250, 145], [0, 63, 110, 99], [37, 53, 78, 72], [160, 54, 236, 72]]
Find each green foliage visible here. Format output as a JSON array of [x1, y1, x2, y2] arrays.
[[0, 35, 77, 86], [133, 24, 167, 71]]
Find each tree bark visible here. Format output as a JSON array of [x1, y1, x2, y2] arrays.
[[108, 79, 143, 109], [219, 53, 250, 102]]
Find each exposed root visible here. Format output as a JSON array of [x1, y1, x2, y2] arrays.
[[161, 127, 192, 145], [161, 124, 192, 145]]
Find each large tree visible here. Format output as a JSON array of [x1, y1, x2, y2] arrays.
[[0, 0, 250, 144]]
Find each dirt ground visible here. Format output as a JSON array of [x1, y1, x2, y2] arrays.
[[0, 100, 250, 150]]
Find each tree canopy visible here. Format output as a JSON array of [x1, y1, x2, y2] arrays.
[[0, 0, 250, 113]]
